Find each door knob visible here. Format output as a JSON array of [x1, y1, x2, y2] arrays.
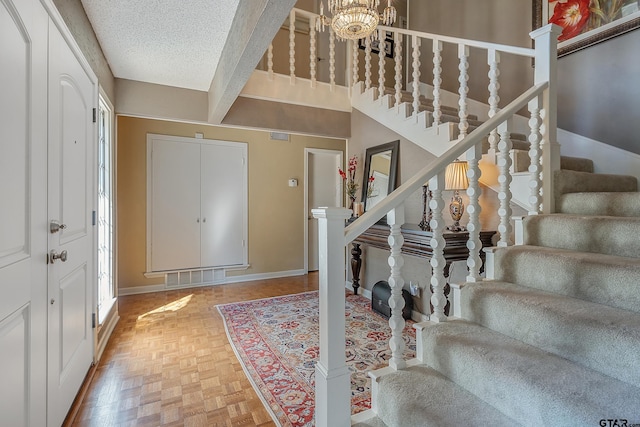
[[50, 249, 68, 263], [50, 220, 67, 234]]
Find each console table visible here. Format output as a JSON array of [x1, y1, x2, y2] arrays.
[[351, 224, 496, 314]]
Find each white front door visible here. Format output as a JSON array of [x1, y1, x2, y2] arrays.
[[306, 149, 343, 272], [0, 0, 48, 425], [47, 21, 96, 427]]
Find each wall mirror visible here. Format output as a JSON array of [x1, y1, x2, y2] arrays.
[[361, 140, 399, 215]]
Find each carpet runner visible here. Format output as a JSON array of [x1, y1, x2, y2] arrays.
[[217, 291, 416, 427]]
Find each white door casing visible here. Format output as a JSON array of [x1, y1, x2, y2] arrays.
[[305, 149, 343, 272], [0, 0, 48, 425], [47, 20, 97, 427]]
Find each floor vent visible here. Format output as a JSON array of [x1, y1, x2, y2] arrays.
[[165, 268, 224, 288]]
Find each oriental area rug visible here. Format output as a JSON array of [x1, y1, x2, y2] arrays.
[[217, 291, 416, 427]]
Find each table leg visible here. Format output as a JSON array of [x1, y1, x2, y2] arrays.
[[351, 243, 362, 295]]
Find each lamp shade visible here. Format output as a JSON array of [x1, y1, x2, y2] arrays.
[[445, 160, 469, 191]]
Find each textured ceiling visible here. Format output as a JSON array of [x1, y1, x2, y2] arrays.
[[81, 0, 242, 91]]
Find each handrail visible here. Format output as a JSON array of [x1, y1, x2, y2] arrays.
[[289, 8, 535, 59], [344, 81, 549, 243], [376, 24, 535, 58]]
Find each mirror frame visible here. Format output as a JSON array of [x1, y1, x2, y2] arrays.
[[361, 140, 400, 217]]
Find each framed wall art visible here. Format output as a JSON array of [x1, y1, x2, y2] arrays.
[[357, 31, 395, 59], [534, 0, 640, 56]]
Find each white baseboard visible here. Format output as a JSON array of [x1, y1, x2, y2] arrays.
[[95, 311, 119, 361], [223, 269, 306, 284], [558, 128, 640, 182], [118, 269, 307, 296]]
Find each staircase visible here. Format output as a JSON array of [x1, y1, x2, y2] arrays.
[[255, 9, 640, 426], [355, 161, 640, 426]]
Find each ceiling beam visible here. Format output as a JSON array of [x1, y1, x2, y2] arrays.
[[208, 0, 297, 124]]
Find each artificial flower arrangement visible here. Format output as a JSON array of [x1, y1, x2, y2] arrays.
[[338, 156, 376, 207]]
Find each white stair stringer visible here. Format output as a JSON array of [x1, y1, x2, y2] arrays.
[[351, 82, 457, 157]]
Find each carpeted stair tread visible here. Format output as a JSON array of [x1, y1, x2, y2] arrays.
[[420, 320, 640, 425], [558, 191, 640, 217], [375, 365, 516, 427], [492, 244, 640, 313], [461, 280, 640, 387], [554, 169, 637, 208], [560, 155, 594, 173], [352, 416, 389, 427], [523, 214, 640, 258]]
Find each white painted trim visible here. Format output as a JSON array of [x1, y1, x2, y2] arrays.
[[557, 128, 640, 182], [118, 284, 167, 296], [223, 269, 306, 284], [119, 269, 307, 296], [95, 311, 119, 362]]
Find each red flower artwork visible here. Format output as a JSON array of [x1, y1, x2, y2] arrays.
[[549, 0, 591, 41]]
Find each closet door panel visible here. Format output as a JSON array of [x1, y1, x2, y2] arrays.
[[200, 143, 246, 267], [150, 139, 201, 271]]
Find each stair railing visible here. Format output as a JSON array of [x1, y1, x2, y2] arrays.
[[311, 24, 561, 427], [259, 9, 561, 427]]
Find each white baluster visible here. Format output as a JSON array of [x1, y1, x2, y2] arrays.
[[329, 28, 336, 91], [365, 36, 372, 90], [387, 206, 406, 370], [310, 17, 317, 88], [312, 207, 352, 427], [378, 29, 386, 99], [487, 49, 501, 152], [497, 119, 514, 247], [289, 10, 296, 84], [528, 94, 543, 215], [411, 35, 421, 117], [267, 43, 274, 80], [394, 31, 403, 107], [432, 39, 443, 127], [465, 145, 482, 282], [429, 171, 447, 323], [352, 39, 359, 93], [457, 44, 469, 139]]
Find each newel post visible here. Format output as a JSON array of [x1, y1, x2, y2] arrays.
[[530, 24, 562, 213], [311, 207, 352, 427]]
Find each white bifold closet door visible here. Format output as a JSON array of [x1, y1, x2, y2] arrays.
[[148, 134, 247, 272]]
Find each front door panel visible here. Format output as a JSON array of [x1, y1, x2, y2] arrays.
[[47, 21, 96, 427], [0, 0, 48, 425]]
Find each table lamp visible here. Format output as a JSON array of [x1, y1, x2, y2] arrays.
[[445, 160, 469, 232]]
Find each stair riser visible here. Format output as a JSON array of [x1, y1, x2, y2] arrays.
[[493, 247, 640, 313], [420, 322, 640, 425], [523, 215, 640, 257], [558, 192, 640, 217], [461, 282, 640, 388]]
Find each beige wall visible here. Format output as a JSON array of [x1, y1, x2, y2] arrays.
[[408, 0, 533, 107], [117, 116, 345, 290], [52, 0, 115, 102]]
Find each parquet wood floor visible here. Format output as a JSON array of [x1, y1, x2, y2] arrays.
[[67, 274, 319, 427]]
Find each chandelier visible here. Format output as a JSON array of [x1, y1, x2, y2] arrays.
[[316, 0, 397, 40]]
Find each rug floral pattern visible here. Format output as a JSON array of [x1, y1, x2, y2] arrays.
[[217, 291, 416, 427]]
